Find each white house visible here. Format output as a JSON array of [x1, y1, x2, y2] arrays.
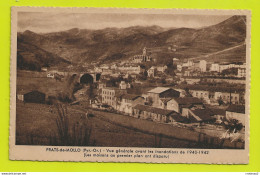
[[210, 63, 220, 72], [199, 60, 207, 72], [147, 66, 155, 77]]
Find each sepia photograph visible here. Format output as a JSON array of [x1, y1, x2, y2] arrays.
[[9, 7, 251, 163]]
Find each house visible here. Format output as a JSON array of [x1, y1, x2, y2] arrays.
[[172, 58, 180, 64], [199, 60, 207, 72], [110, 64, 118, 70], [219, 63, 230, 72], [237, 68, 246, 78], [156, 65, 167, 73], [101, 87, 126, 108], [41, 67, 48, 72], [210, 63, 220, 72], [117, 65, 143, 74], [47, 73, 55, 78], [209, 108, 226, 124], [182, 60, 194, 67], [102, 69, 113, 75], [147, 66, 155, 77], [167, 97, 204, 113], [226, 105, 246, 126], [177, 85, 244, 105], [17, 90, 45, 104], [117, 94, 145, 115], [119, 81, 129, 90], [214, 91, 240, 104], [146, 87, 180, 107], [193, 61, 201, 71], [98, 83, 106, 89], [94, 67, 102, 73], [189, 89, 209, 102], [182, 108, 215, 123], [177, 65, 182, 72], [132, 104, 183, 123]]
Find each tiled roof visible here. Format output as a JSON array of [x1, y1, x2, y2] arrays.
[[176, 85, 245, 93], [133, 104, 175, 116], [226, 105, 245, 114], [174, 97, 203, 105], [17, 89, 40, 95], [170, 114, 188, 122], [147, 87, 170, 94], [122, 94, 142, 100], [190, 109, 214, 121], [208, 108, 226, 116]]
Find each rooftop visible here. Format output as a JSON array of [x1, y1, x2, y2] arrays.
[[133, 104, 176, 116], [190, 108, 214, 122], [147, 87, 171, 94], [174, 97, 203, 105], [226, 105, 245, 114], [176, 85, 245, 93], [121, 94, 142, 100]]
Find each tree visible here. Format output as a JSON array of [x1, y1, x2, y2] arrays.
[[87, 84, 95, 99], [222, 118, 243, 134], [218, 96, 224, 106], [184, 87, 192, 97], [147, 97, 153, 106]]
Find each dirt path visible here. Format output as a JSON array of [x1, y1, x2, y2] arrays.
[[189, 42, 245, 61]]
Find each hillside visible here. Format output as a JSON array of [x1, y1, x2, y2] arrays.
[[17, 15, 246, 67], [17, 37, 71, 71]]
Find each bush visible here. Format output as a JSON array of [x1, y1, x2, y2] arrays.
[[55, 103, 92, 146]]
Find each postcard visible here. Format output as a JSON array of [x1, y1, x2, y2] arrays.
[[10, 7, 251, 163]]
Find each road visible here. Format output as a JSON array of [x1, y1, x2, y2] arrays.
[[189, 42, 246, 61]]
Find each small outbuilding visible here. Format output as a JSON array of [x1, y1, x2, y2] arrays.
[[17, 90, 46, 104]]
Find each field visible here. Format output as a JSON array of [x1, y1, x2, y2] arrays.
[[16, 101, 244, 148], [17, 70, 67, 97]]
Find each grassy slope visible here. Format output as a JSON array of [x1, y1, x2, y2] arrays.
[[16, 102, 192, 147]]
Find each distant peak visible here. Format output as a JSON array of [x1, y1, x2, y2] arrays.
[[67, 28, 80, 33], [23, 30, 36, 35]]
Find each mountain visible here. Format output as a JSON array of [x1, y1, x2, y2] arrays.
[[17, 35, 71, 71], [17, 15, 246, 67]]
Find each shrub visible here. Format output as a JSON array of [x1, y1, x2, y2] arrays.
[[55, 103, 92, 146]]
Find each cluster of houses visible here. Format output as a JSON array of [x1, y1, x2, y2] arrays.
[[30, 46, 246, 128], [174, 58, 246, 78], [98, 82, 246, 126], [175, 85, 245, 105]]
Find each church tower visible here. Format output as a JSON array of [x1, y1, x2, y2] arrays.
[[143, 47, 147, 56]]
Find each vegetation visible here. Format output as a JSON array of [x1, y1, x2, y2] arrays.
[[222, 118, 244, 134], [55, 103, 92, 146]]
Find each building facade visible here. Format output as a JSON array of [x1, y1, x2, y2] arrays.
[[147, 87, 180, 107]]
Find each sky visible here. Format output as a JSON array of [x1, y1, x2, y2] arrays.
[[18, 12, 232, 33]]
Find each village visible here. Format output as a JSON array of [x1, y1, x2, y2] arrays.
[[16, 46, 246, 146]]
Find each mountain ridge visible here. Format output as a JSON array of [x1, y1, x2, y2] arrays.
[[17, 15, 246, 69]]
